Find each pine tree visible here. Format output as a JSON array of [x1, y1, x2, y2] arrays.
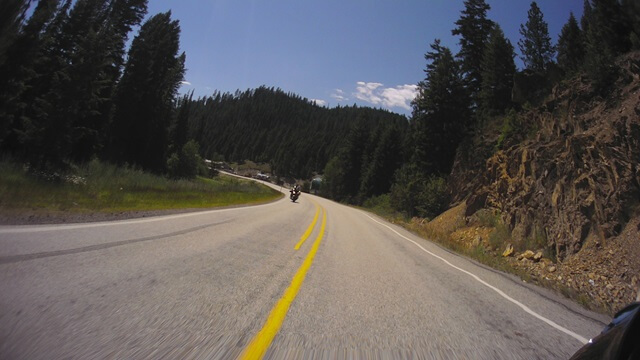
[[589, 0, 631, 56], [624, 0, 640, 49], [0, 0, 64, 164], [557, 12, 585, 75], [412, 40, 470, 175], [170, 91, 194, 151], [583, 5, 617, 90], [338, 118, 370, 202], [0, 0, 30, 67], [451, 0, 493, 107], [358, 124, 403, 199], [580, 0, 636, 90], [479, 24, 516, 116], [518, 1, 555, 72], [82, 0, 147, 160], [581, 0, 593, 37], [110, 11, 185, 173]]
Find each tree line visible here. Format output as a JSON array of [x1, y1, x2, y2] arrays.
[[0, 0, 189, 175], [323, 0, 640, 218], [2, 0, 639, 209], [180, 86, 408, 181]]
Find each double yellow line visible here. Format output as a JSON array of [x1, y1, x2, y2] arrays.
[[240, 203, 327, 360]]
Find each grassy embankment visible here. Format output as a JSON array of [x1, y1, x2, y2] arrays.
[[0, 159, 282, 217]]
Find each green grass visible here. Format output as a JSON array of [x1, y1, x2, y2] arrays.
[[361, 194, 409, 222], [0, 159, 282, 215]]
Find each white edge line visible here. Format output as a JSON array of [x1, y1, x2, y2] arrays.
[[363, 213, 589, 344]]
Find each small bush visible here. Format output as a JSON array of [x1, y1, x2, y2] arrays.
[[167, 140, 203, 179], [390, 164, 448, 219], [496, 109, 520, 150], [415, 176, 448, 219], [488, 223, 511, 250], [363, 193, 399, 218], [474, 208, 500, 227]]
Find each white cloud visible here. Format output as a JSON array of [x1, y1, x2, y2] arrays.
[[180, 81, 192, 86], [380, 84, 418, 110], [353, 82, 417, 111], [354, 82, 384, 104], [330, 89, 348, 102], [311, 99, 327, 106]]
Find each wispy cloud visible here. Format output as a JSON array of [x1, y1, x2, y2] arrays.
[[311, 99, 327, 106], [180, 81, 192, 86], [355, 82, 383, 104], [380, 84, 418, 110], [330, 89, 348, 102], [353, 82, 418, 111]]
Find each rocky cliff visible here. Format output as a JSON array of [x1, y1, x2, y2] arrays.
[[449, 51, 640, 312]]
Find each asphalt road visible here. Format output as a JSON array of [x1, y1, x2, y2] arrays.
[[0, 179, 609, 359]]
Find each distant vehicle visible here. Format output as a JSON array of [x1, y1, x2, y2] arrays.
[[570, 300, 640, 359], [255, 173, 270, 181]]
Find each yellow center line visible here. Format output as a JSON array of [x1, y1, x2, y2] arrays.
[[294, 203, 320, 250], [239, 207, 327, 360]]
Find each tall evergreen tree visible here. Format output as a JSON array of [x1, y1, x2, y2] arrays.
[[358, 124, 403, 199], [518, 1, 555, 72], [451, 0, 493, 107], [0, 0, 30, 67], [624, 0, 640, 49], [581, 0, 593, 37], [0, 0, 64, 164], [79, 0, 147, 160], [412, 39, 470, 175], [589, 0, 631, 56], [581, 0, 631, 90], [170, 91, 194, 151], [557, 12, 585, 75], [110, 11, 185, 173], [336, 118, 369, 201], [479, 24, 516, 116]]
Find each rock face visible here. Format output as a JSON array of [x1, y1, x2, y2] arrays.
[[450, 52, 640, 262]]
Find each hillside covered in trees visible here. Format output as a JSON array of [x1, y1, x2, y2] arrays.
[[180, 87, 408, 182], [397, 0, 640, 312]]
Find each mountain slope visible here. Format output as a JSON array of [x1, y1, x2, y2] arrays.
[[450, 51, 640, 312], [185, 87, 408, 178]]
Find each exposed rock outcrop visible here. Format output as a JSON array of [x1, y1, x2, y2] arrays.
[[447, 52, 640, 312], [452, 52, 640, 262]]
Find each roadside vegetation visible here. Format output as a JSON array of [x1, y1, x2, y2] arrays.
[[0, 159, 281, 217], [361, 199, 612, 314]]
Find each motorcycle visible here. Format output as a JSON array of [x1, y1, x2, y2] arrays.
[[290, 187, 300, 202]]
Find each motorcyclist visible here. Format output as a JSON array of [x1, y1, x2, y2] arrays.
[[290, 184, 301, 201]]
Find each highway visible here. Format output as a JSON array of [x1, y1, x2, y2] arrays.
[[0, 179, 608, 359]]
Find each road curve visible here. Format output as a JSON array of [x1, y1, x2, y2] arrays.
[[0, 179, 608, 359]]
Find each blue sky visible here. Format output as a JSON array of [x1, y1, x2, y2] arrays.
[[144, 1, 584, 115]]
